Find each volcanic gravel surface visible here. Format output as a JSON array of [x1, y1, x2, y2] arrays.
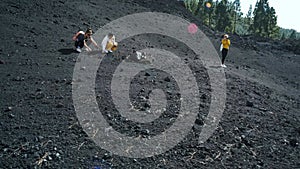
[[0, 0, 299, 168]]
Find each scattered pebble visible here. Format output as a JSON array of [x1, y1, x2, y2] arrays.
[[164, 77, 171, 82], [246, 100, 254, 107], [259, 107, 267, 112], [56, 103, 64, 108], [13, 76, 25, 81], [9, 114, 15, 118], [34, 152, 40, 158], [145, 72, 151, 76], [103, 153, 111, 160], [195, 119, 203, 125], [38, 136, 44, 140], [55, 153, 60, 158], [5, 107, 12, 112], [289, 139, 299, 147]]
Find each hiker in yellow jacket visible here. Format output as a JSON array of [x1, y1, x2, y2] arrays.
[[221, 34, 230, 68]]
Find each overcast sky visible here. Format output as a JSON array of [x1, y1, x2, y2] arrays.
[[238, 0, 300, 31]]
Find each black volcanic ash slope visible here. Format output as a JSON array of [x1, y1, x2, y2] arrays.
[[0, 0, 299, 168]]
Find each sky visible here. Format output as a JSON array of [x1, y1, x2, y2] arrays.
[[238, 0, 300, 32]]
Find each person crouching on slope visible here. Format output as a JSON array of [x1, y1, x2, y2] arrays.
[[221, 34, 231, 68], [101, 33, 118, 53], [72, 28, 99, 53]]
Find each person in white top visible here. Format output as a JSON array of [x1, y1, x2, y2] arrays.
[[101, 33, 118, 53]]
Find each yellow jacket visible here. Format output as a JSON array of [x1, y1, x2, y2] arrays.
[[222, 39, 231, 49]]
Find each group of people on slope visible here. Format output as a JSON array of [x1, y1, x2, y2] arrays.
[[72, 28, 231, 68], [72, 28, 118, 54]]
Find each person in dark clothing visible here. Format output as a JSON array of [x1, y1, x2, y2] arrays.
[[72, 28, 99, 53]]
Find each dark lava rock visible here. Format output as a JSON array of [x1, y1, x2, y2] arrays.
[[13, 76, 24, 81], [164, 77, 171, 82], [195, 119, 204, 125], [102, 153, 112, 160], [4, 106, 13, 112], [200, 94, 207, 100], [8, 114, 15, 118], [259, 107, 267, 112], [141, 129, 150, 135], [289, 138, 299, 147], [246, 100, 254, 107], [145, 72, 151, 76], [143, 103, 151, 109], [56, 103, 64, 108]]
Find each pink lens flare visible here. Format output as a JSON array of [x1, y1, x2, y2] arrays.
[[188, 23, 198, 34]]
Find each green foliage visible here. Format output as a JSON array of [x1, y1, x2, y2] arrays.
[[289, 30, 297, 39], [205, 0, 215, 27], [182, 0, 298, 40], [244, 5, 253, 33], [246, 4, 252, 18], [215, 0, 231, 32], [250, 0, 279, 38], [232, 0, 242, 33], [194, 0, 214, 27], [184, 0, 200, 15], [280, 29, 300, 40]]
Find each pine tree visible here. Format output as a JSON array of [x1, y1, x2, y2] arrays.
[[194, 0, 215, 28], [289, 30, 297, 40], [206, 0, 214, 28], [246, 5, 252, 18], [183, 0, 281, 39], [251, 0, 278, 38], [280, 32, 286, 40], [251, 0, 264, 36], [227, 1, 236, 33], [245, 5, 252, 30], [266, 7, 279, 38], [194, 0, 204, 16], [215, 0, 231, 32], [184, 0, 200, 15], [232, 0, 242, 34]]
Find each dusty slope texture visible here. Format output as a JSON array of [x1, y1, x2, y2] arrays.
[[0, 0, 299, 168]]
